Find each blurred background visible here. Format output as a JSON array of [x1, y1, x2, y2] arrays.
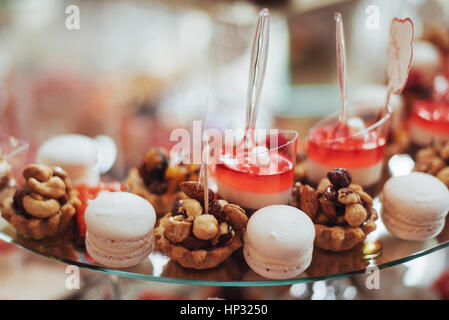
[[0, 0, 448, 299]]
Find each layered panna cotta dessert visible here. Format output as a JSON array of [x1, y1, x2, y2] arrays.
[[406, 41, 443, 94], [409, 99, 449, 147], [306, 118, 386, 189], [215, 148, 295, 210]]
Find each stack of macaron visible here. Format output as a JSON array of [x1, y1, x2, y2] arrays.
[[380, 172, 449, 240], [84, 192, 156, 268], [243, 205, 315, 280]]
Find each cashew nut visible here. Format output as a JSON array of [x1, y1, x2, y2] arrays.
[[22, 195, 60, 218], [23, 164, 52, 182], [51, 166, 72, 189], [27, 176, 66, 199]]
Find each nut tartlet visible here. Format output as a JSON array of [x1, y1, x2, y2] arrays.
[[1, 164, 81, 239], [126, 147, 200, 215], [414, 140, 449, 188], [154, 181, 248, 270], [291, 168, 378, 252]]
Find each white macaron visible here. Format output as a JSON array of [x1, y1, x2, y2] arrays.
[[243, 205, 315, 280], [37, 134, 99, 186], [380, 172, 449, 241], [85, 192, 156, 268]]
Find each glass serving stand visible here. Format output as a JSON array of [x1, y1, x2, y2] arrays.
[[0, 210, 448, 287], [1, 153, 448, 287]]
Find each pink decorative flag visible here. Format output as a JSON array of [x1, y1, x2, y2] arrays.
[[387, 18, 414, 94]]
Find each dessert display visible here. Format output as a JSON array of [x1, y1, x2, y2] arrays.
[[214, 10, 299, 211], [409, 96, 449, 147], [292, 168, 378, 252], [243, 205, 315, 280], [85, 192, 156, 268], [37, 134, 100, 186], [306, 15, 396, 191], [215, 131, 297, 210], [0, 164, 81, 239], [307, 17, 414, 191], [380, 172, 449, 241], [414, 140, 449, 188], [126, 147, 200, 215], [74, 182, 126, 240], [154, 181, 248, 270], [2, 9, 449, 290], [306, 114, 388, 190]]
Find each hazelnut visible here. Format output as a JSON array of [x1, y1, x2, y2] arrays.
[[193, 214, 219, 240], [429, 158, 446, 175], [327, 168, 352, 189], [416, 147, 438, 163], [345, 203, 367, 227]]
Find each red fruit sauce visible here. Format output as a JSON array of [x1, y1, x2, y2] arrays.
[[410, 99, 449, 135], [307, 125, 386, 168]]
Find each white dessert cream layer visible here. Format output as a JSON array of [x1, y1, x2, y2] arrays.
[[409, 124, 449, 147], [216, 180, 292, 210], [306, 159, 383, 187]]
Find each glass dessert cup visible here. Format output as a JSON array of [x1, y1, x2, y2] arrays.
[[214, 130, 298, 211], [306, 107, 391, 194], [409, 99, 449, 148], [0, 133, 29, 200]]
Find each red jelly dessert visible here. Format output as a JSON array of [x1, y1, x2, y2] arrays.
[[215, 147, 295, 210], [75, 182, 126, 238], [307, 122, 386, 187], [410, 99, 449, 146]]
